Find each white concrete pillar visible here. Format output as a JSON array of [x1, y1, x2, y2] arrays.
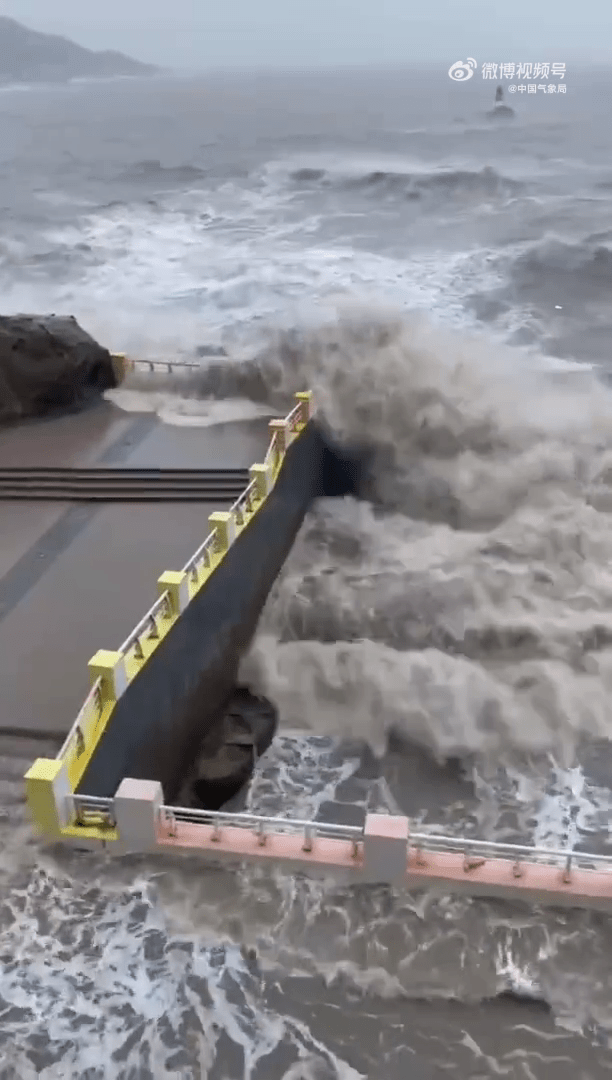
[[363, 813, 409, 884], [114, 778, 163, 854]]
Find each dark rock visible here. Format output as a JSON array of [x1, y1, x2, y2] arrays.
[[191, 688, 277, 810], [317, 423, 374, 499], [491, 988, 551, 1012], [486, 105, 515, 120], [0, 314, 118, 423], [508, 326, 538, 346], [466, 294, 510, 323], [195, 344, 228, 358], [290, 168, 327, 183]]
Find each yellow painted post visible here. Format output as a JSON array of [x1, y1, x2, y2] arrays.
[[269, 419, 288, 456], [110, 352, 130, 384], [249, 463, 270, 501], [158, 570, 189, 616], [88, 649, 128, 702], [295, 390, 312, 423], [24, 758, 72, 837], [209, 510, 236, 554]]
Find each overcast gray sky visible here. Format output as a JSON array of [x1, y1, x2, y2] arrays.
[[1, 0, 611, 70]]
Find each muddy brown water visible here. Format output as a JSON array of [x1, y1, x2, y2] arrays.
[[3, 61, 612, 1074], [0, 401, 611, 1078]]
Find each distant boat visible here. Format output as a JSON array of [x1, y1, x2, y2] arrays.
[[487, 83, 515, 120]]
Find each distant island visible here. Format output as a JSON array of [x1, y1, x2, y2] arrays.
[[0, 17, 159, 85]]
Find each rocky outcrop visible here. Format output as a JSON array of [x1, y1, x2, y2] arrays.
[[486, 104, 515, 121], [0, 314, 119, 423], [189, 689, 278, 810], [0, 17, 159, 84]]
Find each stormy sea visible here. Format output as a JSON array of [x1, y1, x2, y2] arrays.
[[2, 64, 612, 1077]]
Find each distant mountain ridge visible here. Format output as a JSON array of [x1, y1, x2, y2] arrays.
[[0, 17, 159, 84]]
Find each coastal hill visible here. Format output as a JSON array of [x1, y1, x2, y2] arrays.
[[0, 17, 159, 84]]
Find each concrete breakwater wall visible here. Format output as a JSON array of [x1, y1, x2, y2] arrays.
[[26, 391, 369, 837]]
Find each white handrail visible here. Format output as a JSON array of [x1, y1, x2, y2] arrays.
[[57, 677, 103, 760], [118, 592, 169, 656], [285, 401, 304, 429], [181, 530, 217, 576], [69, 793, 116, 827], [408, 831, 612, 869], [161, 805, 363, 840]]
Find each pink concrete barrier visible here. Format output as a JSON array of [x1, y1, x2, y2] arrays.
[[62, 783, 612, 913]]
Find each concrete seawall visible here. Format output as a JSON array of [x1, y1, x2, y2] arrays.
[[4, 394, 367, 820], [0, 403, 270, 748], [76, 418, 365, 802]]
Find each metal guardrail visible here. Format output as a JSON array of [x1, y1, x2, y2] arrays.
[[161, 805, 363, 849], [181, 530, 217, 581], [112, 354, 202, 375], [63, 796, 612, 879], [70, 794, 116, 828], [57, 678, 105, 789], [118, 593, 171, 661], [286, 401, 305, 438], [229, 478, 259, 528], [408, 831, 612, 874], [131, 361, 202, 373], [264, 431, 280, 472]]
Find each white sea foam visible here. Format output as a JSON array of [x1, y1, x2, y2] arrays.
[[2, 119, 612, 1071], [208, 307, 611, 779]]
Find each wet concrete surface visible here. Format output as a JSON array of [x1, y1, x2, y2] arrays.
[[0, 402, 137, 469], [0, 403, 154, 582], [122, 417, 270, 470], [0, 732, 63, 819], [0, 405, 270, 737], [0, 502, 72, 582]]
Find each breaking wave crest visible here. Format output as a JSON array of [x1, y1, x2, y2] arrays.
[[117, 306, 612, 765], [215, 305, 612, 768], [285, 163, 522, 203], [510, 235, 612, 302]]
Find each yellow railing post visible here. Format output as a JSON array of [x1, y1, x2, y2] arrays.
[[88, 650, 128, 703], [269, 419, 287, 455], [268, 419, 288, 470], [209, 511, 236, 554], [110, 352, 131, 384], [295, 390, 312, 423], [25, 758, 72, 837], [249, 463, 270, 501], [158, 571, 189, 616]]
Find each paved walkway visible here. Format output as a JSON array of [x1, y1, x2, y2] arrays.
[[0, 403, 269, 736]]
